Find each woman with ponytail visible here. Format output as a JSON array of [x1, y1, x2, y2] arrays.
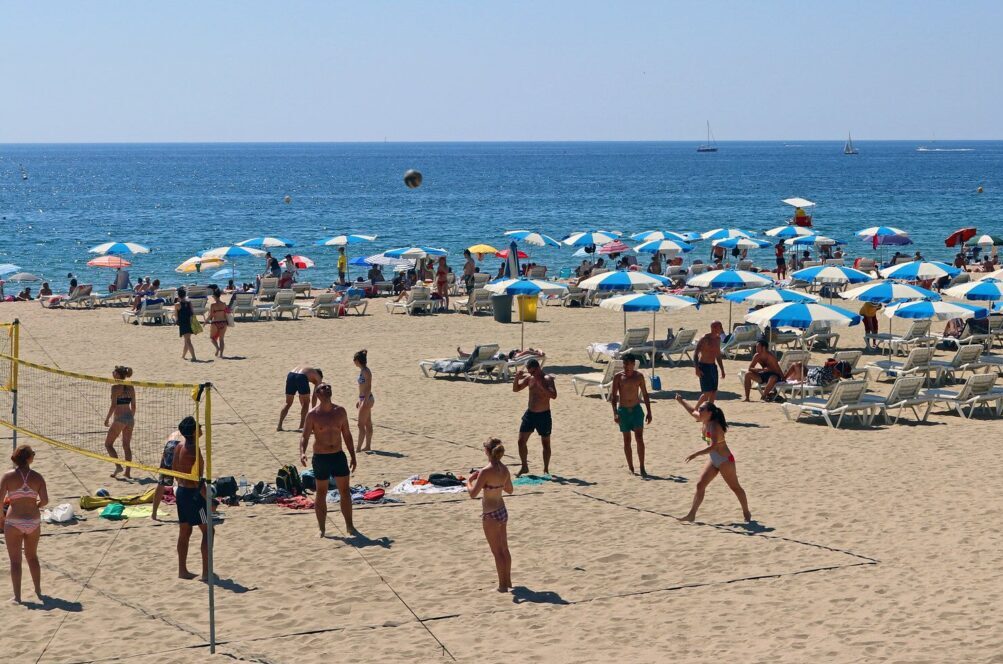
[[104, 366, 136, 479], [674, 395, 751, 523], [466, 438, 513, 592]]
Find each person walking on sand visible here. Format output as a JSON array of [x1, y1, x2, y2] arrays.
[[694, 321, 727, 408], [171, 417, 214, 581], [174, 287, 198, 362], [353, 350, 375, 453], [207, 286, 229, 358], [104, 365, 136, 479], [674, 395, 751, 523], [513, 358, 557, 477], [278, 366, 324, 431], [466, 438, 513, 592], [300, 383, 357, 537], [1, 445, 48, 603], [609, 353, 652, 476]]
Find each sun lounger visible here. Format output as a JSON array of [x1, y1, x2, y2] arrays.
[[571, 360, 623, 400], [230, 293, 257, 321], [59, 285, 95, 309], [722, 325, 760, 359], [453, 288, 493, 315], [292, 282, 313, 298], [646, 328, 698, 366], [386, 286, 434, 315], [759, 349, 813, 397], [865, 347, 937, 384], [858, 376, 933, 424], [867, 320, 935, 356], [419, 344, 504, 381], [832, 350, 866, 376], [299, 292, 340, 318], [122, 299, 172, 325], [934, 319, 992, 351], [258, 277, 279, 302], [270, 290, 300, 320], [186, 285, 208, 300], [587, 328, 649, 364], [781, 380, 873, 428], [154, 288, 177, 303], [555, 285, 587, 307], [928, 344, 989, 385], [796, 321, 840, 351], [97, 290, 134, 307], [188, 296, 208, 319], [921, 373, 1003, 419], [340, 290, 369, 315], [374, 281, 394, 296], [472, 273, 490, 290]]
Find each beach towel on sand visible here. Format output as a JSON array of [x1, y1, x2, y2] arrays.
[[391, 475, 467, 495], [513, 474, 551, 487], [80, 487, 156, 510], [587, 342, 621, 357]]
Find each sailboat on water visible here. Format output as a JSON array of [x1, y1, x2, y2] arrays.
[[697, 121, 718, 152], [843, 133, 858, 155]]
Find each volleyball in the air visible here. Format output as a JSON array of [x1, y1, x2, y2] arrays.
[[404, 170, 423, 189]]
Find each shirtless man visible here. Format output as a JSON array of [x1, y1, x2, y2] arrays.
[[278, 366, 324, 431], [743, 341, 784, 401], [609, 353, 652, 476], [694, 321, 727, 408], [462, 249, 476, 294], [171, 416, 213, 581], [513, 359, 557, 477], [300, 383, 357, 536]]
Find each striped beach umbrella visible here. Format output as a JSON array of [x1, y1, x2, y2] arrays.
[[0, 264, 22, 276], [176, 256, 226, 274], [791, 265, 873, 285], [724, 287, 818, 305], [290, 255, 315, 269], [87, 255, 131, 268], [686, 269, 773, 289], [504, 230, 561, 247], [202, 246, 266, 260], [884, 300, 988, 321], [316, 234, 376, 246], [879, 260, 960, 281], [701, 228, 753, 241], [211, 267, 240, 280], [599, 293, 699, 380], [578, 269, 671, 291], [365, 253, 414, 268], [840, 281, 940, 303], [383, 246, 447, 259], [88, 242, 151, 255], [485, 277, 567, 348], [237, 237, 294, 249], [745, 302, 861, 330], [597, 240, 632, 255], [975, 234, 1003, 247], [857, 226, 910, 240], [764, 225, 813, 239], [562, 231, 620, 247], [785, 235, 840, 247], [634, 239, 694, 254], [631, 230, 694, 243], [943, 278, 1003, 301], [712, 237, 771, 250]]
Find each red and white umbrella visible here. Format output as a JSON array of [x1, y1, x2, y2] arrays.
[[597, 240, 631, 255], [495, 248, 529, 259], [87, 255, 132, 268], [291, 255, 315, 269]]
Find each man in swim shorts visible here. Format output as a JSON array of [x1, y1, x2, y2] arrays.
[[514, 358, 557, 477], [743, 340, 785, 401], [171, 416, 214, 581], [609, 353, 652, 476], [694, 321, 727, 408], [152, 424, 200, 521], [278, 366, 324, 431], [299, 383, 357, 537]]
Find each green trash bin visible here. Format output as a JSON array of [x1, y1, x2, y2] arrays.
[[492, 294, 513, 323]]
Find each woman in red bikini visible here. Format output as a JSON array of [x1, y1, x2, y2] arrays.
[[435, 256, 450, 309], [466, 438, 513, 592], [1, 445, 48, 603]]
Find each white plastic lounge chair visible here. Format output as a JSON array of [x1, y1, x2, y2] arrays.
[[506, 352, 546, 376], [858, 376, 933, 424], [935, 318, 992, 351], [797, 321, 840, 351], [722, 325, 760, 359], [341, 290, 369, 315], [865, 347, 937, 384], [299, 292, 340, 318], [419, 344, 504, 381], [832, 350, 866, 376], [188, 296, 208, 319], [760, 350, 812, 397], [928, 345, 988, 385], [97, 290, 134, 307], [154, 288, 177, 303], [122, 299, 171, 325], [230, 293, 256, 321], [186, 285, 208, 299], [921, 373, 1003, 419], [374, 281, 394, 296], [571, 360, 623, 400], [271, 290, 300, 320], [63, 285, 96, 309], [587, 328, 649, 364], [472, 273, 490, 290], [987, 314, 1003, 348], [258, 277, 279, 301], [556, 286, 587, 307], [855, 258, 877, 274], [386, 286, 433, 315], [781, 380, 872, 428], [867, 320, 934, 356], [292, 282, 313, 298], [453, 289, 493, 315], [647, 328, 698, 366]]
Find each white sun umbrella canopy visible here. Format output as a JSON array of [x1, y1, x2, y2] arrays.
[[633, 239, 694, 254], [631, 230, 695, 243], [745, 302, 861, 330], [791, 265, 873, 284], [944, 278, 1003, 301], [686, 269, 773, 289], [237, 237, 294, 249], [712, 237, 771, 250], [784, 235, 839, 247], [504, 230, 561, 247], [365, 253, 414, 268], [202, 246, 266, 260], [383, 246, 447, 259], [316, 234, 377, 246], [840, 281, 939, 303], [879, 261, 960, 281], [88, 242, 151, 255], [577, 270, 671, 291], [562, 231, 620, 247], [600, 293, 699, 383], [701, 228, 753, 241]]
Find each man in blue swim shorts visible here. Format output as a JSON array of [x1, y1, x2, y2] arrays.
[[609, 353, 652, 476]]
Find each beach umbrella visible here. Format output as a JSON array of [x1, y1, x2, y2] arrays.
[[202, 246, 266, 260], [599, 293, 699, 382], [88, 241, 151, 255], [176, 256, 226, 274], [365, 253, 414, 268], [785, 235, 840, 247], [504, 230, 561, 247], [578, 269, 672, 292], [597, 240, 631, 255], [468, 244, 500, 256], [502, 241, 521, 278], [316, 234, 376, 246], [712, 237, 771, 250], [290, 255, 315, 269], [980, 269, 1003, 281], [383, 246, 447, 259], [87, 255, 131, 268], [562, 231, 619, 247], [745, 302, 861, 330], [631, 230, 694, 243], [723, 286, 817, 328], [348, 256, 372, 267], [884, 300, 987, 321], [764, 225, 813, 239], [701, 228, 753, 241], [0, 264, 22, 276], [6, 272, 41, 282], [879, 260, 960, 281], [943, 278, 1003, 301], [686, 269, 773, 290], [791, 265, 873, 285], [211, 267, 240, 280], [944, 227, 977, 248], [237, 237, 294, 249], [484, 277, 567, 348], [975, 234, 1003, 247], [840, 281, 940, 303], [495, 248, 529, 259], [633, 239, 694, 254], [857, 227, 911, 262]]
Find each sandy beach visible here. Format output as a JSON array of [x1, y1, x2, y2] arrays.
[[1, 295, 1001, 663]]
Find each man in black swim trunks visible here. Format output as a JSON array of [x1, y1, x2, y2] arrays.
[[743, 340, 785, 401], [171, 416, 214, 581], [153, 423, 201, 521], [514, 358, 557, 477], [694, 321, 727, 408], [300, 383, 357, 536], [278, 366, 324, 431]]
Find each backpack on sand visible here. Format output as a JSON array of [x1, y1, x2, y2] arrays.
[[276, 465, 304, 495]]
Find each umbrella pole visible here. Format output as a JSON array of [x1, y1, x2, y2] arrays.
[[728, 301, 733, 330], [651, 311, 657, 381], [623, 310, 627, 335], [521, 320, 525, 351]]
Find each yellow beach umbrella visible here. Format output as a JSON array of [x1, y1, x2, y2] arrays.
[[467, 244, 500, 260], [176, 256, 226, 274]]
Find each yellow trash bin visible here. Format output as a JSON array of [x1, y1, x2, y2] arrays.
[[517, 295, 538, 322]]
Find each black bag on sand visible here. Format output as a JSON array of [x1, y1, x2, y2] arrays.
[[276, 465, 304, 495], [214, 476, 238, 498]]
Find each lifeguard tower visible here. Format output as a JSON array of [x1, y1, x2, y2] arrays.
[[782, 197, 815, 227]]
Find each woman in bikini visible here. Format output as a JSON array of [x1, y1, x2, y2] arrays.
[[104, 366, 136, 479], [466, 438, 513, 592], [207, 286, 229, 358], [674, 395, 751, 523], [435, 256, 449, 309], [1, 445, 48, 603], [354, 350, 375, 453]]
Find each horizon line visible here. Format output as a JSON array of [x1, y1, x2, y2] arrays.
[[0, 138, 997, 146]]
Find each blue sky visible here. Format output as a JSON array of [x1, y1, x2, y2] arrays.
[[2, 1, 999, 142]]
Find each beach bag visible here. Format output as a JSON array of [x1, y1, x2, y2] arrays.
[[43, 503, 75, 523], [362, 488, 385, 501], [100, 503, 125, 520], [428, 472, 463, 487], [276, 465, 304, 495], [214, 476, 237, 499], [190, 315, 203, 335], [226, 310, 235, 327]]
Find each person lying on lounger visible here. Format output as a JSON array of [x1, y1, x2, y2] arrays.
[[457, 347, 544, 361], [783, 359, 852, 388]]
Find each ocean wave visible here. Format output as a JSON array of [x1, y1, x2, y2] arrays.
[[915, 147, 975, 152]]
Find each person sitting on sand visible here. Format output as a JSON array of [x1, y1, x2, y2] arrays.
[[16, 288, 32, 301], [1, 445, 48, 604], [743, 340, 785, 401], [466, 438, 513, 593], [609, 353, 652, 476], [38, 283, 52, 298], [299, 383, 356, 536], [172, 417, 214, 581], [674, 396, 751, 523]]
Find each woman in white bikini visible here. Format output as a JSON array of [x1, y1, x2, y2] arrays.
[[104, 365, 136, 479], [354, 350, 375, 452], [674, 395, 751, 523], [1, 445, 48, 603], [466, 438, 514, 592]]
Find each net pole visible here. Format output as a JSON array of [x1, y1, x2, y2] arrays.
[[204, 383, 216, 654], [11, 320, 19, 452]]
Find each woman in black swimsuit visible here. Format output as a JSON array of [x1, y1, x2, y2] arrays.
[[104, 366, 136, 479], [466, 438, 514, 592], [174, 287, 197, 362]]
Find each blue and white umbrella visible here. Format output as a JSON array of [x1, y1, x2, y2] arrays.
[[578, 269, 671, 291], [316, 234, 377, 246], [764, 225, 813, 239], [785, 235, 840, 247], [944, 278, 1003, 301], [485, 276, 567, 348], [686, 269, 773, 289], [879, 260, 960, 281], [634, 239, 694, 254], [701, 228, 753, 241], [504, 230, 561, 248], [791, 265, 873, 284], [631, 230, 694, 243], [840, 281, 940, 303], [0, 264, 22, 276], [202, 245, 266, 260], [348, 256, 374, 267], [365, 253, 414, 268], [884, 299, 987, 321], [712, 237, 771, 250], [237, 237, 294, 249], [562, 231, 619, 247], [746, 302, 861, 330], [211, 267, 240, 280], [599, 292, 699, 378], [89, 242, 151, 255], [383, 246, 447, 259], [857, 226, 909, 240], [724, 287, 819, 305]]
